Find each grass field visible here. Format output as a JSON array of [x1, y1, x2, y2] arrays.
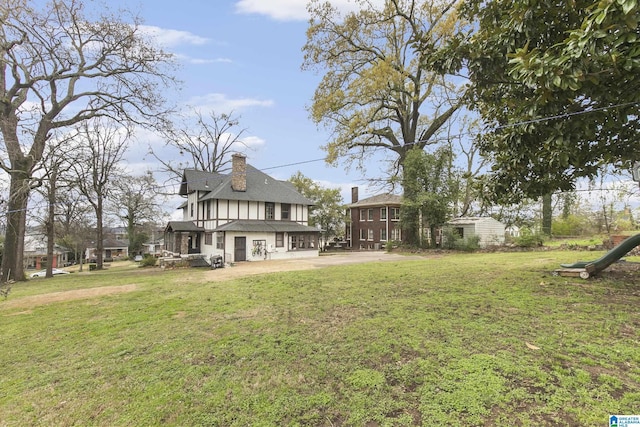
[[1, 251, 639, 426]]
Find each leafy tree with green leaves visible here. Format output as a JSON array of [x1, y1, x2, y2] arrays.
[[303, 0, 464, 181], [444, 0, 640, 203], [288, 172, 345, 249], [401, 147, 455, 246]]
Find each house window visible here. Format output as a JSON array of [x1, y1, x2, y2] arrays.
[[265, 202, 275, 220], [190, 203, 194, 218], [380, 207, 387, 220], [390, 207, 400, 220], [281, 204, 290, 220], [368, 209, 374, 221], [291, 233, 316, 249], [455, 227, 464, 238], [216, 233, 224, 249], [360, 229, 367, 240], [381, 229, 387, 241], [368, 229, 374, 240], [205, 233, 213, 245], [276, 232, 284, 247], [391, 227, 401, 241], [206, 201, 211, 220], [359, 209, 366, 221]]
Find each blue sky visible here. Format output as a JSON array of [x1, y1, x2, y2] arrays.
[[81, 0, 640, 214], [113, 0, 375, 204]]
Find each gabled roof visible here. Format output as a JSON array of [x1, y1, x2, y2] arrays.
[[447, 217, 505, 226], [348, 193, 403, 208], [165, 221, 205, 233], [214, 220, 319, 233], [179, 165, 314, 205], [179, 169, 227, 195], [102, 238, 130, 249], [23, 234, 70, 254]]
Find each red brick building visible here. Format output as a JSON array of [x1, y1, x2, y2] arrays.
[[345, 187, 403, 250]]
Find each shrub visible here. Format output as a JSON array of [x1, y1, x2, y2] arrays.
[[515, 227, 544, 247], [456, 234, 481, 251], [139, 255, 157, 267], [441, 229, 481, 251], [385, 240, 395, 252], [552, 214, 595, 236]]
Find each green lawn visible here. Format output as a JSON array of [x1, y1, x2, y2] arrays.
[[1, 252, 638, 426]]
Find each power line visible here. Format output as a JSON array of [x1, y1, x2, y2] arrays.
[[2, 99, 639, 218], [261, 158, 327, 171]]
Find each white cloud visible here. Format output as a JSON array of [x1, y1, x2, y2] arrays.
[[234, 0, 385, 21], [186, 93, 274, 112], [139, 25, 210, 47], [192, 57, 233, 65], [241, 135, 266, 148], [173, 54, 233, 65], [234, 0, 309, 21]]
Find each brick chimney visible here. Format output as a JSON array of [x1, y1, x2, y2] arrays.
[[231, 153, 247, 192], [351, 186, 358, 203]]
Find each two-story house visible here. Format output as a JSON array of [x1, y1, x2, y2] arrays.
[[345, 187, 403, 250], [164, 154, 320, 264]]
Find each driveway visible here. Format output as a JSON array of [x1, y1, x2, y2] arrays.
[[205, 251, 429, 281]]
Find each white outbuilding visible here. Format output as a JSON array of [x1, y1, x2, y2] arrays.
[[446, 217, 506, 248]]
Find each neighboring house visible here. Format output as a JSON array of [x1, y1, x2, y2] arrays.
[[164, 153, 320, 264], [445, 217, 506, 248], [505, 224, 521, 238], [142, 237, 164, 257], [85, 234, 130, 262], [345, 187, 403, 250], [108, 226, 128, 242], [23, 233, 70, 269]]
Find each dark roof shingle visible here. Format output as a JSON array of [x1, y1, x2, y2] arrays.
[[348, 193, 402, 207], [165, 221, 205, 232], [180, 165, 314, 205]]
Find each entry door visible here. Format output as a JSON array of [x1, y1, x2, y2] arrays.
[[234, 237, 246, 262]]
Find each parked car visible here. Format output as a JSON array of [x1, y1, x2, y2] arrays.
[[30, 268, 70, 278], [134, 255, 143, 262]]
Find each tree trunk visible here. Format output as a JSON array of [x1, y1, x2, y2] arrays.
[[542, 193, 552, 237], [1, 172, 30, 282], [96, 198, 104, 270], [45, 167, 58, 277], [126, 208, 136, 258]]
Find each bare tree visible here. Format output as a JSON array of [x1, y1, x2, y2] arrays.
[[72, 119, 129, 270], [151, 110, 250, 187], [0, 0, 176, 282], [55, 187, 94, 272], [445, 116, 488, 217], [33, 136, 76, 278], [110, 171, 166, 257]]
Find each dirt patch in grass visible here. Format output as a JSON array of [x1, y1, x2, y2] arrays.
[[2, 284, 137, 310], [598, 261, 640, 283], [204, 252, 430, 281]]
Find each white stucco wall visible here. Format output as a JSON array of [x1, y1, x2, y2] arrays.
[[203, 231, 318, 263]]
